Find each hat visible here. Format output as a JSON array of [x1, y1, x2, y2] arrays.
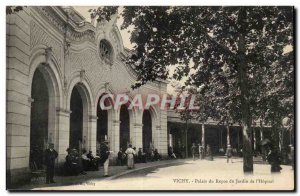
[[48, 143, 54, 147]]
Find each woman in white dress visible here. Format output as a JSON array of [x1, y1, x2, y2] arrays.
[[125, 144, 136, 169]]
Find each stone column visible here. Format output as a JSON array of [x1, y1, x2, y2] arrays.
[[201, 123, 205, 148], [260, 127, 264, 141], [56, 108, 71, 164], [88, 115, 97, 154], [109, 119, 120, 154], [253, 128, 256, 151], [237, 128, 240, 150], [226, 125, 230, 146], [290, 129, 293, 145], [132, 123, 143, 149], [259, 122, 266, 161]]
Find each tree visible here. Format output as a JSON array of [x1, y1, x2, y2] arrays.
[[259, 51, 294, 150], [91, 6, 294, 173], [6, 6, 24, 15]]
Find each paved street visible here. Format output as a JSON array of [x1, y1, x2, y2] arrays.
[[18, 158, 185, 190], [28, 157, 294, 191]]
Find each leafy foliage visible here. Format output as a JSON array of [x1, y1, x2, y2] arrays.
[[90, 6, 294, 172], [6, 6, 24, 15]]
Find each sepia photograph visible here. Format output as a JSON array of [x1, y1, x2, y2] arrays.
[[5, 4, 295, 191]]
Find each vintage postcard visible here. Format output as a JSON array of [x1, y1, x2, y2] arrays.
[[6, 6, 295, 191]]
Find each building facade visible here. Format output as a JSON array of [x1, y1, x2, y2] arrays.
[[6, 6, 168, 187], [167, 110, 293, 158]]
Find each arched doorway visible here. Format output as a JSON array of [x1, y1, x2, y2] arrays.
[[96, 96, 110, 152], [142, 110, 152, 153], [69, 87, 83, 150], [30, 69, 49, 169], [120, 105, 130, 151], [97, 105, 107, 143]]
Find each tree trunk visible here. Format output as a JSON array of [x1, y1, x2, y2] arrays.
[[237, 8, 253, 173], [237, 52, 253, 172], [271, 124, 280, 151], [185, 120, 188, 158]]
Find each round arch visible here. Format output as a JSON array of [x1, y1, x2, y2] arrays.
[[66, 71, 94, 112], [148, 106, 159, 150], [95, 89, 115, 153], [28, 46, 63, 168], [66, 72, 94, 151]]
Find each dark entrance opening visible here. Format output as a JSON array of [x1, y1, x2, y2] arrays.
[[30, 69, 49, 169], [69, 87, 83, 150], [97, 97, 108, 146], [119, 105, 130, 151], [142, 110, 152, 153], [205, 125, 220, 154]]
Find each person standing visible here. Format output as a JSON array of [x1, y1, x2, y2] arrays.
[[267, 146, 282, 173], [117, 148, 123, 166], [133, 147, 137, 164], [44, 143, 58, 184], [206, 144, 213, 161], [198, 144, 204, 160], [168, 146, 176, 159], [87, 150, 100, 171], [125, 144, 136, 169], [226, 145, 233, 163], [81, 149, 91, 171], [181, 145, 186, 159], [289, 145, 294, 170], [191, 143, 197, 161], [100, 140, 110, 177], [137, 148, 147, 163]]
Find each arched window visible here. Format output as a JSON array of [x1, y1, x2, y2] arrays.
[[99, 39, 113, 64]]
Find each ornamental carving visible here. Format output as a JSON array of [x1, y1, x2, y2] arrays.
[[34, 7, 96, 43], [30, 21, 62, 64], [68, 49, 101, 71]]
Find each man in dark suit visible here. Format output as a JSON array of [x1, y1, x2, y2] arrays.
[[44, 143, 58, 184], [100, 140, 110, 177]]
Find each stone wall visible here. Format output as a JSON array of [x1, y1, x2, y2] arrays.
[[6, 6, 168, 188]]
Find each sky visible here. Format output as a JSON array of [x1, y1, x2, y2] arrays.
[[73, 6, 133, 49]]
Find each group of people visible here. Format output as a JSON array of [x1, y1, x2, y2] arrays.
[[117, 145, 163, 169], [266, 144, 295, 173], [37, 140, 295, 185], [188, 143, 214, 161], [170, 143, 213, 160], [42, 140, 164, 183], [191, 143, 233, 162], [63, 140, 111, 177], [64, 148, 100, 176]]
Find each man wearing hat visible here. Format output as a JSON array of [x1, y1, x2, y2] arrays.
[[226, 145, 233, 163], [44, 143, 58, 184], [100, 140, 110, 177]]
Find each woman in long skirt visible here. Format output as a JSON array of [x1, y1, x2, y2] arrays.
[[125, 144, 136, 169]]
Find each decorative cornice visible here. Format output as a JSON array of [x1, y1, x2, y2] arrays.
[[34, 6, 96, 43]]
